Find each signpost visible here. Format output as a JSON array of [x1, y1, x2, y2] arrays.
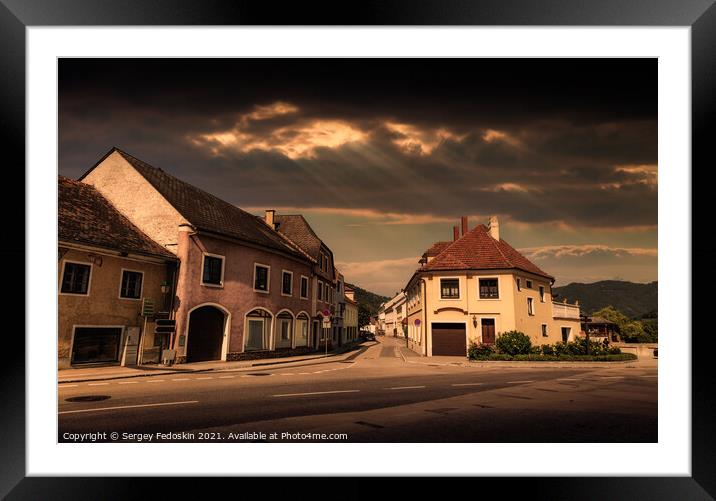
[[322, 309, 331, 357], [155, 319, 176, 365], [137, 299, 155, 365]]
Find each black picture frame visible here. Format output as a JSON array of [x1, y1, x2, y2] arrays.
[[2, 1, 712, 498]]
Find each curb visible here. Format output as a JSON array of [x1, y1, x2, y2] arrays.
[[58, 346, 368, 384]]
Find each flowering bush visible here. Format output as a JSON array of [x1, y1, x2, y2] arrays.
[[467, 342, 495, 359], [495, 330, 532, 356]]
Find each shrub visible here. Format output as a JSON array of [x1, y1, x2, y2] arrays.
[[495, 330, 532, 356], [608, 346, 622, 355], [530, 345, 542, 355], [467, 342, 495, 360], [540, 344, 555, 356]]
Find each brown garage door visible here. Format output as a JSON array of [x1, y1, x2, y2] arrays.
[[431, 323, 467, 356]]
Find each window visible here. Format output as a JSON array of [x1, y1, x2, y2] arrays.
[[202, 255, 224, 286], [516, 278, 521, 291], [527, 297, 534, 316], [318, 281, 323, 301], [542, 324, 548, 337], [61, 261, 91, 295], [479, 278, 499, 299], [440, 278, 460, 299], [120, 270, 143, 299], [526, 280, 533, 289], [539, 286, 545, 302], [254, 264, 269, 292], [300, 276, 309, 299], [282, 270, 293, 296]]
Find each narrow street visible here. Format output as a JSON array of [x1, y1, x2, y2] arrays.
[[58, 336, 657, 443]]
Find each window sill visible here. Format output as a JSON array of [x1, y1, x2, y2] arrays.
[[253, 289, 270, 294], [201, 282, 224, 288], [281, 293, 293, 297], [59, 291, 90, 297], [119, 296, 142, 301]]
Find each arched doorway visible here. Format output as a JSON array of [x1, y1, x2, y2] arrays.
[[274, 310, 294, 349], [296, 312, 310, 347], [245, 308, 273, 351], [186, 305, 227, 363]]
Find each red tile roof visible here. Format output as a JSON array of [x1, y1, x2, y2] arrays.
[[424, 241, 451, 257], [88, 148, 313, 263], [421, 224, 553, 280], [58, 176, 175, 260]]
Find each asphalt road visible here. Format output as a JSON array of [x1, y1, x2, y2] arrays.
[[58, 337, 657, 443]]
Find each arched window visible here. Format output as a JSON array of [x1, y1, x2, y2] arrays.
[[275, 311, 294, 349], [296, 313, 310, 347], [245, 309, 272, 351]]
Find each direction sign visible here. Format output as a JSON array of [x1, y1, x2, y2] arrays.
[[155, 319, 176, 334], [141, 298, 154, 317]]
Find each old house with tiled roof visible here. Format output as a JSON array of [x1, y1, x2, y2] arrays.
[[405, 216, 581, 356], [79, 148, 316, 363], [58, 176, 178, 368], [268, 212, 338, 349]]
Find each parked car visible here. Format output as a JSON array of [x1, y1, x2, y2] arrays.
[[360, 330, 375, 341]]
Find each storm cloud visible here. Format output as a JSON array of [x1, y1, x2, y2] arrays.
[[59, 58, 657, 294]]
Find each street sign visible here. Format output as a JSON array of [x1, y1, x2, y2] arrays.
[[141, 298, 154, 317], [414, 319, 421, 326], [155, 319, 176, 334], [322, 309, 330, 317]]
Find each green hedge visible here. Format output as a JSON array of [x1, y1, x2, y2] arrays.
[[469, 353, 637, 362]]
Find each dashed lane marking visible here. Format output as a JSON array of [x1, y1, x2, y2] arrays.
[[118, 381, 138, 385], [147, 380, 165, 383], [218, 375, 235, 379], [451, 383, 484, 387], [172, 378, 190, 381], [388, 386, 426, 390], [194, 377, 213, 380], [507, 380, 534, 384], [273, 390, 360, 398], [59, 384, 78, 388], [87, 383, 109, 386], [59, 400, 199, 415]]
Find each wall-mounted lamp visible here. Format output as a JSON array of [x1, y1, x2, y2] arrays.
[[160, 280, 171, 294], [472, 314, 478, 328]]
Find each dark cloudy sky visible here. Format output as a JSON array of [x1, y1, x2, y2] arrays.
[[59, 58, 657, 295]]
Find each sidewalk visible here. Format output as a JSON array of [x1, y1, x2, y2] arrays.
[[58, 343, 371, 383]]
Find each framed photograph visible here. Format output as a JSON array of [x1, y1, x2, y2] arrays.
[[4, 0, 712, 497]]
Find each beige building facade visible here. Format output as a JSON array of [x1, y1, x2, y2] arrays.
[[406, 216, 581, 357]]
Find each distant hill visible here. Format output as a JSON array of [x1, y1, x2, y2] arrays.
[[552, 280, 657, 318], [345, 283, 389, 317]]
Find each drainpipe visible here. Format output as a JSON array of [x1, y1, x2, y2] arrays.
[[421, 278, 428, 356]]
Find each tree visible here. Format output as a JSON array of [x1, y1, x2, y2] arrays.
[[593, 305, 655, 343], [358, 304, 371, 328]]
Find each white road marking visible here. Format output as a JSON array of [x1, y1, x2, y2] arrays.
[[194, 377, 213, 380], [59, 384, 78, 388], [451, 383, 484, 387], [59, 400, 199, 415], [298, 372, 311, 375], [218, 375, 235, 379], [118, 381, 138, 385], [273, 390, 360, 398], [388, 386, 426, 390], [88, 383, 109, 386], [281, 373, 295, 376], [147, 380, 165, 383], [172, 378, 190, 381], [557, 378, 580, 381], [600, 376, 625, 379], [507, 380, 534, 384]]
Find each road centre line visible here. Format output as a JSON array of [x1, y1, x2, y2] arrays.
[[118, 381, 138, 384], [218, 375, 235, 379], [451, 383, 484, 387], [388, 386, 426, 390], [172, 378, 190, 381], [507, 380, 534, 384], [147, 380, 165, 383], [557, 378, 580, 381], [88, 382, 109, 386], [59, 384, 78, 388], [59, 400, 199, 415], [273, 390, 360, 397], [194, 377, 213, 380]]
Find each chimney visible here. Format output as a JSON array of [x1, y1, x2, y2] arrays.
[[488, 216, 500, 240], [461, 216, 468, 236], [265, 209, 275, 229], [453, 225, 460, 241]]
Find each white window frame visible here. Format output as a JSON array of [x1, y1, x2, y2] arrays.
[[478, 276, 500, 300], [118, 268, 144, 300], [201, 252, 225, 288], [253, 263, 271, 294], [439, 277, 461, 300], [281, 269, 293, 297], [59, 259, 93, 296], [300, 275, 309, 300]]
